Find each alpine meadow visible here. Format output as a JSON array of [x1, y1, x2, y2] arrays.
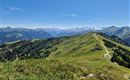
[[0, 0, 130, 80]]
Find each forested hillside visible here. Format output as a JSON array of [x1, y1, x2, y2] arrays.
[[0, 32, 130, 80], [98, 33, 130, 68]]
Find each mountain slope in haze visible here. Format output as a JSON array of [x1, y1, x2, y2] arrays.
[[101, 26, 130, 46], [101, 26, 130, 38], [0, 32, 130, 80], [124, 36, 130, 45], [0, 27, 52, 44], [123, 34, 130, 46]]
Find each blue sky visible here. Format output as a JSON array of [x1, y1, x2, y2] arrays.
[[0, 0, 129, 28]]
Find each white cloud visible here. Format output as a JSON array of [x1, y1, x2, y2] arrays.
[[62, 13, 77, 17], [7, 6, 23, 11]]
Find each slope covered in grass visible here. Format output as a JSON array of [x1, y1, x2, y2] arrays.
[[0, 32, 130, 80]]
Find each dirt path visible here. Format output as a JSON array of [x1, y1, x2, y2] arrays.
[[94, 33, 130, 80], [94, 33, 111, 61]]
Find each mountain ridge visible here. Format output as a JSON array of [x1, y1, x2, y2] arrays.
[[1, 26, 130, 46], [0, 32, 130, 80]]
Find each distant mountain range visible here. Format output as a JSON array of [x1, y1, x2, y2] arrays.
[[36, 27, 92, 37], [0, 26, 130, 46], [0, 27, 52, 44], [0, 27, 92, 44]]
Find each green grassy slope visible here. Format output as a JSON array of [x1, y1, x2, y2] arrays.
[[0, 32, 130, 80], [49, 33, 130, 80]]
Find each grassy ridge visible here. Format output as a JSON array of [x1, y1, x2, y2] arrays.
[[0, 32, 130, 80]]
